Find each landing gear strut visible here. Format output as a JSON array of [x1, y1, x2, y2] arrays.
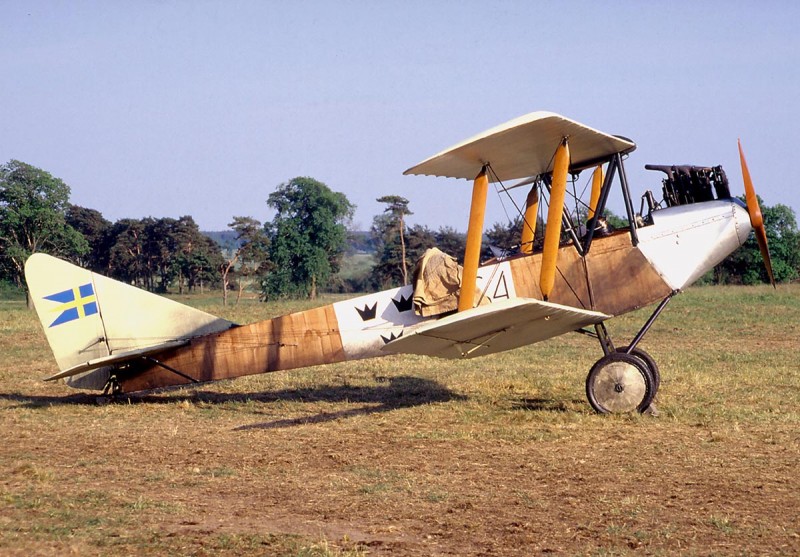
[[102, 373, 122, 396], [583, 292, 675, 414]]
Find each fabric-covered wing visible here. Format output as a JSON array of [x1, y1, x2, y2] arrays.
[[382, 298, 609, 359], [404, 111, 635, 182]]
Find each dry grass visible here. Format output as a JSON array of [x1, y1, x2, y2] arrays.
[[1, 285, 799, 555]]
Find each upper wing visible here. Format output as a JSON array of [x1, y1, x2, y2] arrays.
[[403, 111, 636, 182], [382, 297, 609, 359]]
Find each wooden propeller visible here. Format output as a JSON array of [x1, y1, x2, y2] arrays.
[[738, 139, 776, 287]]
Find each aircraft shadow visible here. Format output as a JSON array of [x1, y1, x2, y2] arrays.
[[231, 375, 466, 431], [0, 375, 466, 429], [509, 397, 584, 412]]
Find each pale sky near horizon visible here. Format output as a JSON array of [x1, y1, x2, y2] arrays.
[[2, 1, 799, 232]]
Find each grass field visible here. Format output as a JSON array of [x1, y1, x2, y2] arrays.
[[1, 285, 799, 556]]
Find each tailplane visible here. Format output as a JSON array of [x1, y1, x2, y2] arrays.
[[24, 254, 234, 390]]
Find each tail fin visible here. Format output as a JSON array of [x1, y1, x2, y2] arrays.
[[25, 254, 234, 389]]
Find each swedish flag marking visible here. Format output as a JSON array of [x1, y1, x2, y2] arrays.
[[44, 283, 98, 328]]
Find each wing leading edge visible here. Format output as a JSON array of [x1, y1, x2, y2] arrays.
[[381, 298, 609, 359], [403, 111, 636, 183]]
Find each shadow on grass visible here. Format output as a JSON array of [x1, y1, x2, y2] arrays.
[[0, 375, 467, 429], [231, 375, 467, 430], [509, 397, 584, 412]]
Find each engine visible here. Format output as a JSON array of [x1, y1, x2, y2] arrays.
[[645, 164, 731, 208]]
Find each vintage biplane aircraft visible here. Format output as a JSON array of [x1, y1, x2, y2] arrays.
[[25, 111, 774, 413]]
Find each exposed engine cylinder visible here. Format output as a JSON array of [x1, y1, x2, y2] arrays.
[[645, 164, 731, 207]]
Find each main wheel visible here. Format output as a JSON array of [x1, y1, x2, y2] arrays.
[[586, 352, 655, 414], [616, 346, 660, 395]]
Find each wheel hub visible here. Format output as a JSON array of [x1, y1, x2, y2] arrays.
[[586, 353, 653, 414]]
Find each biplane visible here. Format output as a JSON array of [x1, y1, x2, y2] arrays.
[[25, 111, 774, 413]]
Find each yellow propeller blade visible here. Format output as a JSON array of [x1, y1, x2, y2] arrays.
[[738, 139, 776, 287]]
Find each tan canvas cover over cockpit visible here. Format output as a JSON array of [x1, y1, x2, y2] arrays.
[[412, 248, 462, 317]]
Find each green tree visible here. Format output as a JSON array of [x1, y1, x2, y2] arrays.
[[483, 216, 524, 259], [143, 217, 178, 292], [406, 224, 437, 263], [106, 218, 149, 287], [434, 226, 466, 263], [263, 177, 354, 299], [178, 234, 223, 293], [0, 160, 88, 289], [371, 196, 426, 289], [104, 216, 222, 292], [66, 205, 112, 272], [221, 216, 270, 306], [376, 196, 412, 283], [715, 198, 800, 284]]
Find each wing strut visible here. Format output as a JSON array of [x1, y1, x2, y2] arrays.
[[459, 166, 489, 311], [540, 138, 570, 300], [142, 356, 200, 384]]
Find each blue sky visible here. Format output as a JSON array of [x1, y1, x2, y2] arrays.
[[2, 1, 799, 232]]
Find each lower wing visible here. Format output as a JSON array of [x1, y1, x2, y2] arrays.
[[382, 297, 609, 359]]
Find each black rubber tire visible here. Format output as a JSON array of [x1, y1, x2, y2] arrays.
[[586, 352, 656, 414], [616, 346, 660, 395]]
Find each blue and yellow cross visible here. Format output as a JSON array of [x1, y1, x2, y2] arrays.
[[44, 283, 98, 328]]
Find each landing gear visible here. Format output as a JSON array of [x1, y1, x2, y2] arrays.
[[616, 346, 660, 394], [583, 293, 675, 414], [586, 352, 655, 414], [102, 373, 122, 396]]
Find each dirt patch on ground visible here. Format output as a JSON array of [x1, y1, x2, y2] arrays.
[[2, 378, 799, 556]]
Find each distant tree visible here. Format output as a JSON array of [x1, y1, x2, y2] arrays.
[[371, 196, 422, 289], [434, 226, 466, 263], [106, 218, 149, 287], [406, 224, 437, 263], [483, 216, 524, 259], [263, 177, 354, 300], [66, 205, 112, 272], [603, 210, 628, 230], [179, 234, 224, 293], [346, 230, 377, 254], [101, 215, 220, 292], [715, 198, 800, 285], [375, 196, 412, 284], [144, 217, 179, 292], [0, 160, 88, 290], [221, 216, 270, 306], [166, 216, 222, 293]]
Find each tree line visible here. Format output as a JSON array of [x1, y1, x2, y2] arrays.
[[2, 159, 798, 304]]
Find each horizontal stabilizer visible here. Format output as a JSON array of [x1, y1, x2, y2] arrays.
[[43, 340, 190, 381], [382, 297, 609, 359]]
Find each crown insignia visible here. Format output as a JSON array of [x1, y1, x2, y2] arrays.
[[355, 302, 377, 321], [381, 330, 404, 344], [391, 294, 413, 313]]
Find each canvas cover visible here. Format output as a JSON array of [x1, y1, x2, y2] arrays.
[[412, 248, 462, 317]]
